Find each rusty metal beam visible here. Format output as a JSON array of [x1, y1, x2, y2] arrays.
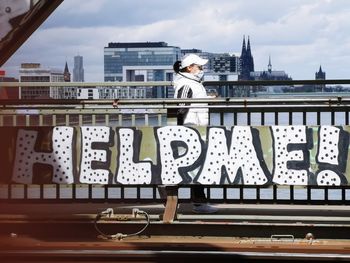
[[0, 0, 64, 66]]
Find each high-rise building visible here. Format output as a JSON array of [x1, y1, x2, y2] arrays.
[[104, 42, 181, 98], [73, 55, 84, 82], [211, 53, 239, 73]]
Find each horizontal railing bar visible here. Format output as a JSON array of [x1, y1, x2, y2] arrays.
[[0, 81, 172, 87], [2, 79, 350, 87], [1, 97, 350, 106], [1, 105, 349, 113]]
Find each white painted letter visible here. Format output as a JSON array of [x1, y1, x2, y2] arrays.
[[12, 127, 74, 184]]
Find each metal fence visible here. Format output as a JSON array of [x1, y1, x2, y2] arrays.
[[1, 80, 350, 204]]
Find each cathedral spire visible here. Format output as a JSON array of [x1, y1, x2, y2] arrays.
[[63, 61, 71, 82], [241, 35, 246, 57], [315, 65, 326, 80], [246, 36, 252, 56], [268, 55, 272, 72]]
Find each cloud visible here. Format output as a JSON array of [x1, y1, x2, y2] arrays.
[[59, 0, 108, 14], [3, 0, 350, 80]]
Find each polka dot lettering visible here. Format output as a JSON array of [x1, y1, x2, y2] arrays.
[[271, 126, 308, 185], [12, 127, 74, 184]]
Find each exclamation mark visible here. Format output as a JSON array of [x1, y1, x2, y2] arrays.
[[316, 126, 348, 185]]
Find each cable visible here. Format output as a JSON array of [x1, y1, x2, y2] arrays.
[[94, 208, 150, 240]]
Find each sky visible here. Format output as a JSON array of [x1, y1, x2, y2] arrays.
[[3, 0, 350, 81]]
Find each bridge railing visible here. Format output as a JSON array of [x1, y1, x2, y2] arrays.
[[1, 80, 350, 211]]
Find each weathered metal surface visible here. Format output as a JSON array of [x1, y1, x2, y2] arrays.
[[0, 0, 64, 66], [1, 235, 350, 262]]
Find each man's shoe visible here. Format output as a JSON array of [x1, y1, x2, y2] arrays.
[[192, 203, 218, 214]]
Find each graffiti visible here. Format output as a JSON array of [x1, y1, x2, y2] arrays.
[[79, 126, 112, 184], [12, 127, 74, 184], [315, 126, 349, 185], [4, 125, 350, 186], [271, 126, 312, 185], [197, 127, 269, 185], [115, 128, 152, 184]]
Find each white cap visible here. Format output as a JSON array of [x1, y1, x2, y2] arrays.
[[181, 54, 208, 69]]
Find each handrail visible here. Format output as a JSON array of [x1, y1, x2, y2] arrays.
[[0, 97, 349, 107], [2, 79, 350, 87]]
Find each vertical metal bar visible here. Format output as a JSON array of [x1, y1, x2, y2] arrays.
[[288, 111, 292, 125], [158, 114, 162, 126], [240, 186, 244, 202], [118, 114, 123, 126], [92, 114, 96, 126], [131, 114, 136, 126], [56, 184, 60, 199], [25, 115, 30, 126], [121, 186, 125, 200], [153, 186, 157, 201], [261, 111, 265, 125], [40, 184, 44, 200], [233, 112, 237, 125], [24, 184, 28, 200], [290, 185, 294, 203], [137, 186, 141, 200], [331, 110, 335, 125], [145, 114, 149, 126], [273, 185, 277, 202], [206, 187, 211, 200], [317, 111, 321, 125], [342, 187, 346, 203], [105, 114, 109, 126], [274, 112, 278, 125], [325, 187, 329, 202], [65, 114, 70, 126], [0, 115, 3, 127], [39, 115, 43, 126], [223, 186, 227, 202], [104, 185, 108, 200], [79, 114, 83, 126], [302, 111, 306, 125], [72, 184, 76, 200], [12, 115, 17, 126], [256, 186, 260, 203], [88, 185, 93, 200], [220, 112, 224, 126], [346, 111, 349, 126], [247, 112, 251, 125], [52, 115, 57, 126], [307, 186, 311, 203]]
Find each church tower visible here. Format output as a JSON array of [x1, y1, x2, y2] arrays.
[[315, 65, 326, 80], [63, 61, 71, 82], [268, 55, 272, 73], [315, 65, 326, 92], [239, 35, 255, 80]]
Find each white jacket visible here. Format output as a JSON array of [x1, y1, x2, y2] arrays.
[[173, 72, 212, 126]]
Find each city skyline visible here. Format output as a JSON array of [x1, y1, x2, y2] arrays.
[[2, 0, 350, 81]]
